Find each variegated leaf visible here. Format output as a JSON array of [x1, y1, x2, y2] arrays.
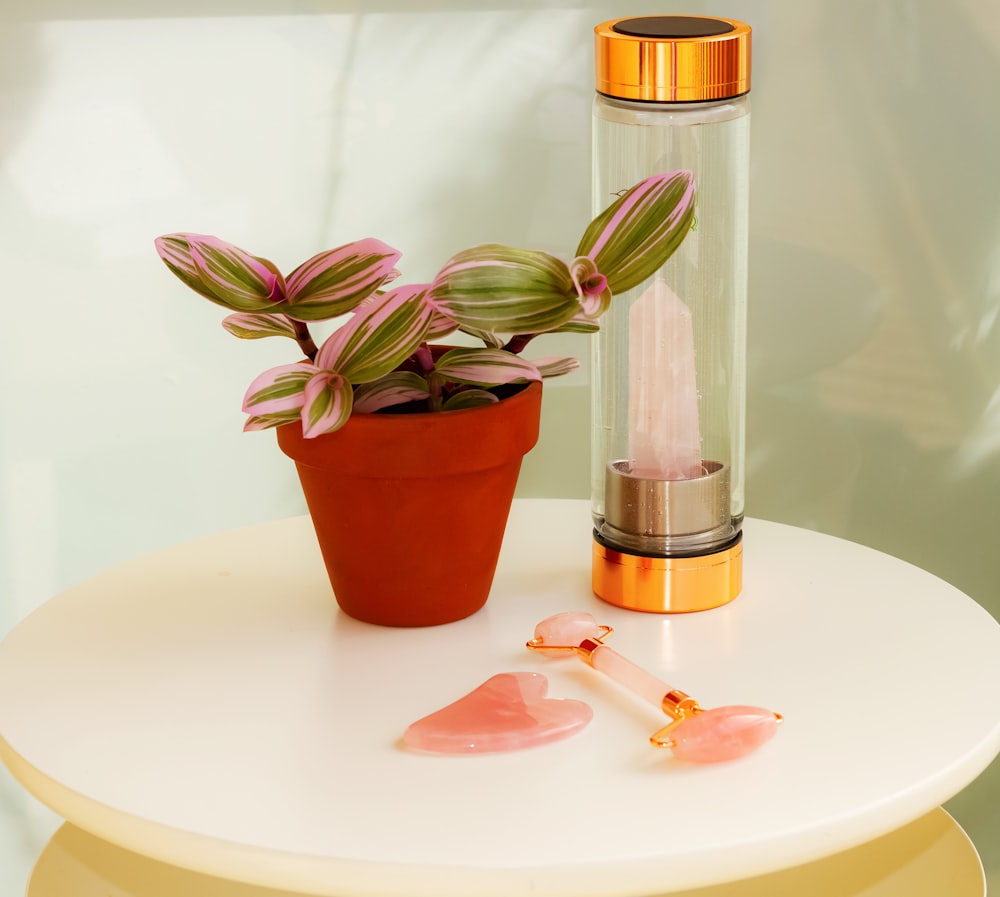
[[442, 389, 499, 411], [179, 234, 286, 312], [457, 325, 504, 348], [569, 256, 611, 318], [242, 362, 314, 415], [353, 371, 431, 413], [548, 317, 600, 334], [316, 284, 434, 383], [530, 356, 580, 378], [429, 244, 579, 334], [301, 371, 353, 438], [155, 234, 217, 300], [434, 347, 541, 386], [243, 409, 302, 431], [284, 239, 403, 321], [222, 312, 298, 340], [427, 308, 459, 340], [576, 171, 696, 295]]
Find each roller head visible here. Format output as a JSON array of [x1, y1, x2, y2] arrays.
[[530, 612, 609, 655]]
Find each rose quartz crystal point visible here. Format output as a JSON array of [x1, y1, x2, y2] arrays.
[[628, 281, 703, 480], [668, 706, 780, 763], [403, 672, 592, 754]]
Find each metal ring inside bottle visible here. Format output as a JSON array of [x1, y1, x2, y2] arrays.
[[602, 459, 731, 553]]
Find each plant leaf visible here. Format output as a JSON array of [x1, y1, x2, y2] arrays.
[[222, 312, 298, 340], [155, 234, 216, 299], [301, 371, 354, 438], [569, 256, 611, 318], [548, 317, 600, 334], [442, 389, 499, 411], [429, 244, 579, 334], [242, 362, 314, 415], [531, 356, 580, 378], [156, 233, 287, 312], [434, 347, 541, 386], [243, 409, 302, 431], [353, 371, 431, 413], [458, 325, 504, 348], [576, 171, 696, 295], [284, 238, 403, 321], [316, 283, 434, 383], [427, 309, 459, 340]]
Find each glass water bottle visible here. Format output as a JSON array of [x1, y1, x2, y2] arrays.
[[591, 15, 751, 612]]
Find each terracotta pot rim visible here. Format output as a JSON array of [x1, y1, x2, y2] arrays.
[[276, 379, 542, 476], [283, 379, 538, 433]]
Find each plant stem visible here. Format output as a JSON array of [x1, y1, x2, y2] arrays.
[[415, 342, 443, 411], [293, 320, 318, 362], [501, 333, 536, 355]]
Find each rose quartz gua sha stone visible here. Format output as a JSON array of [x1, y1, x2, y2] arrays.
[[528, 612, 780, 763], [403, 672, 592, 754]]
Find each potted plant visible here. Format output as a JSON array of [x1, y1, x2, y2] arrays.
[[155, 171, 695, 627]]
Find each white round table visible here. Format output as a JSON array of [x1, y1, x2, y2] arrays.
[[1, 500, 998, 896]]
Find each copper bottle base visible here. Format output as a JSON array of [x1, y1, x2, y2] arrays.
[[592, 533, 743, 613]]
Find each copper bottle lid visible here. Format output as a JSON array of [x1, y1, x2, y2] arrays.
[[595, 15, 751, 103]]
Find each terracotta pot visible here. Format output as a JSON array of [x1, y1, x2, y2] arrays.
[[276, 380, 542, 627]]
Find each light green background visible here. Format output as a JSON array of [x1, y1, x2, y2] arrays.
[[1, 0, 997, 892]]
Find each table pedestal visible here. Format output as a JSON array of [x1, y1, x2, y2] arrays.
[[27, 810, 984, 897]]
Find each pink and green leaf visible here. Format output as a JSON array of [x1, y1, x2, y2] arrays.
[[222, 312, 298, 340], [442, 389, 499, 411], [531, 356, 580, 378], [159, 233, 287, 312], [301, 371, 353, 438], [316, 284, 434, 383], [283, 239, 403, 321], [569, 256, 611, 318], [243, 409, 302, 431], [353, 371, 431, 413], [548, 316, 601, 334], [429, 244, 580, 334], [576, 171, 696, 295], [242, 362, 314, 415], [434, 347, 542, 386], [456, 325, 504, 348], [155, 234, 213, 298], [427, 308, 459, 340]]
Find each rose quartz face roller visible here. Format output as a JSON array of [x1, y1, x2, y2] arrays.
[[527, 611, 781, 762]]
